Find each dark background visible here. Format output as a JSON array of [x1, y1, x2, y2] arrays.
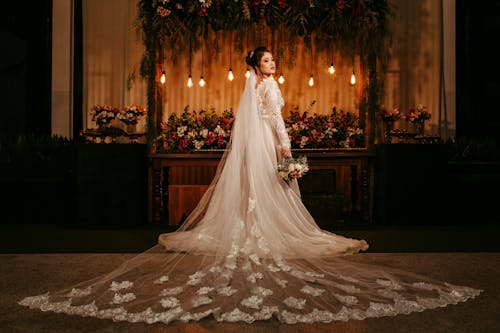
[[0, 1, 498, 248]]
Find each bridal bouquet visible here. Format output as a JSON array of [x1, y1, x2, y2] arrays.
[[277, 155, 309, 184]]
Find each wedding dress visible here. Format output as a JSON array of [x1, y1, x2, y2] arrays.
[[18, 72, 481, 325]]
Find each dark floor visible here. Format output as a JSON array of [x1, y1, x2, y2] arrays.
[[1, 252, 498, 333], [1, 223, 500, 253], [1, 223, 499, 332]]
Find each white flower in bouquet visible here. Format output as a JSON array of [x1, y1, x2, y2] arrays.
[[177, 126, 187, 136], [194, 140, 205, 150], [277, 155, 309, 184]]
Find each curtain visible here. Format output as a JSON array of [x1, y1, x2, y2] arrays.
[[82, 0, 146, 131], [82, 0, 452, 138]]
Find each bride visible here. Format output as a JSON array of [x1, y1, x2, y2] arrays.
[[19, 46, 481, 325]]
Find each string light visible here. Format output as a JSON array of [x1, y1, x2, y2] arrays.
[[187, 38, 193, 88], [308, 74, 314, 87], [200, 41, 206, 87], [227, 33, 234, 82], [350, 71, 356, 85], [309, 45, 314, 87], [160, 70, 166, 84], [245, 69, 250, 79], [328, 63, 335, 75], [278, 73, 285, 84]]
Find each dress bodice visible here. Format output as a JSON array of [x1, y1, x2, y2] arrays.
[[255, 77, 290, 148]]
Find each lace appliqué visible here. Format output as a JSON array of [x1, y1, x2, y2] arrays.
[[300, 285, 325, 296], [110, 292, 136, 304], [67, 286, 92, 297], [154, 276, 169, 284], [187, 271, 206, 286], [160, 287, 183, 296], [252, 286, 273, 297], [217, 286, 238, 296], [283, 296, 306, 309], [196, 287, 214, 295], [247, 272, 264, 283], [192, 296, 213, 307], [109, 281, 133, 291], [241, 295, 263, 309], [256, 78, 290, 149], [160, 297, 180, 308]]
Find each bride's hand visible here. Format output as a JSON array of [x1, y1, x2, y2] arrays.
[[281, 147, 291, 158]]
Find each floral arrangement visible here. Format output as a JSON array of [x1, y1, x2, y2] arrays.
[[89, 105, 120, 127], [379, 107, 401, 125], [407, 104, 431, 123], [157, 107, 234, 151], [285, 103, 366, 149], [117, 105, 147, 125], [277, 155, 309, 184], [156, 104, 366, 152]]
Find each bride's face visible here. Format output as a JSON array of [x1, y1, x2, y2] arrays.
[[258, 52, 276, 77]]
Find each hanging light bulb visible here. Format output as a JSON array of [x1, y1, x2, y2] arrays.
[[187, 74, 193, 87], [308, 74, 314, 87], [278, 73, 285, 84], [199, 76, 205, 87], [160, 70, 166, 84], [228, 68, 234, 81], [350, 71, 356, 85], [328, 63, 335, 75], [245, 69, 250, 79]]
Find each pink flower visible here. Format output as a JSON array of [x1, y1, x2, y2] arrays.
[[157, 6, 171, 17], [178, 139, 188, 150]]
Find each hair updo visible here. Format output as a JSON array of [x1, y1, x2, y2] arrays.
[[245, 46, 270, 69]]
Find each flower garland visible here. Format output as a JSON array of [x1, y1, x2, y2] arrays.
[[285, 104, 365, 149], [157, 107, 234, 151], [156, 104, 365, 152]]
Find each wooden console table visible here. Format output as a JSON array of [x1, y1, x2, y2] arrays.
[[148, 149, 376, 225]]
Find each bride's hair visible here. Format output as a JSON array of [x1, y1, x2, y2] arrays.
[[245, 46, 270, 70]]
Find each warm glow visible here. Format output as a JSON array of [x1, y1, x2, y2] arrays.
[[228, 68, 234, 81], [278, 74, 285, 84], [328, 63, 335, 75], [187, 75, 193, 87], [350, 71, 356, 85], [199, 76, 205, 87], [245, 70, 250, 78], [160, 71, 166, 84], [308, 75, 314, 87]]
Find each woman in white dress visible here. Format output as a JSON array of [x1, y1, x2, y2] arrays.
[[19, 47, 481, 325]]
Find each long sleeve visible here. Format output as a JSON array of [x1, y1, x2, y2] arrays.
[[265, 81, 291, 149]]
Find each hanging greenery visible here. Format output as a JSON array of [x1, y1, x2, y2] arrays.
[[136, 0, 395, 150]]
